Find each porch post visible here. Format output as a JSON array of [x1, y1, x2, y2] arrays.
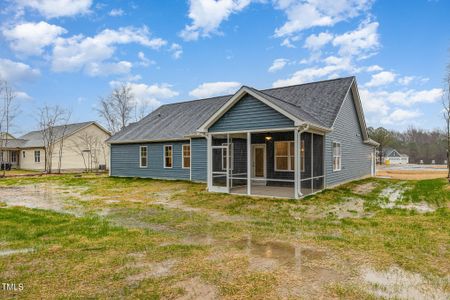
[[294, 128, 300, 199], [247, 132, 251, 195], [207, 134, 212, 191]]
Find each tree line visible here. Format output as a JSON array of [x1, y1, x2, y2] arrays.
[[368, 126, 447, 164]]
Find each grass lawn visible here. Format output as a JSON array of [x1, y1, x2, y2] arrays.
[[0, 175, 449, 299], [0, 169, 41, 177]]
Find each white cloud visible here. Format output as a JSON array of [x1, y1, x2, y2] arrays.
[[84, 61, 132, 76], [272, 56, 353, 87], [359, 88, 390, 115], [2, 21, 67, 56], [381, 109, 422, 125], [366, 65, 383, 72], [180, 0, 251, 41], [361, 88, 443, 107], [398, 76, 414, 86], [274, 0, 373, 37], [110, 81, 179, 108], [281, 35, 300, 48], [332, 21, 379, 59], [15, 0, 93, 18], [0, 58, 40, 82], [109, 8, 124, 16], [15, 91, 32, 100], [304, 32, 333, 51], [365, 71, 396, 87], [51, 26, 167, 75], [169, 43, 183, 59], [189, 81, 241, 98], [137, 52, 155, 67], [268, 58, 289, 72]]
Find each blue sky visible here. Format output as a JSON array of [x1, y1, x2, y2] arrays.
[[0, 0, 449, 135]]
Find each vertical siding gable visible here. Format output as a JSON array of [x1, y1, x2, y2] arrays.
[[209, 94, 294, 132], [325, 91, 373, 186]]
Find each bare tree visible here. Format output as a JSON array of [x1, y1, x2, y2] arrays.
[[97, 83, 135, 134], [443, 61, 450, 181], [38, 105, 69, 173], [56, 110, 72, 173], [70, 132, 106, 173], [0, 80, 18, 177]]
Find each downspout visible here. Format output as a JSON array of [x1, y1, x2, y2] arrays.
[[297, 123, 309, 197]]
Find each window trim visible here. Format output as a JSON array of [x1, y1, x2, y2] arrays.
[[164, 145, 173, 168], [274, 140, 295, 172], [11, 151, 17, 163], [182, 144, 191, 169], [332, 141, 342, 172], [22, 151, 25, 158], [139, 146, 148, 168], [34, 150, 41, 163]]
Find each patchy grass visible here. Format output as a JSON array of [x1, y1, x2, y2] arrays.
[[0, 169, 41, 177], [0, 174, 449, 299]]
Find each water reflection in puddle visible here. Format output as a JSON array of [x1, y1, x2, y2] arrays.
[[233, 236, 326, 272]]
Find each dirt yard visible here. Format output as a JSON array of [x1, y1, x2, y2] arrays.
[[377, 165, 448, 180], [0, 175, 448, 299]]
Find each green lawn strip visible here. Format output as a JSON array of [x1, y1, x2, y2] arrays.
[[0, 207, 207, 299]]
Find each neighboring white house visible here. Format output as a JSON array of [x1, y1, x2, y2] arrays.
[[383, 148, 409, 165], [0, 121, 111, 171]]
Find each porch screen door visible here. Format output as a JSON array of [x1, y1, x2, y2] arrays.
[[211, 145, 229, 193]]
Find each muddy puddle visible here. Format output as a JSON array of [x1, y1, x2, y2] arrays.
[[232, 237, 327, 272], [352, 182, 377, 195], [379, 186, 436, 213], [0, 184, 87, 216], [301, 197, 373, 220], [126, 252, 177, 283], [0, 248, 34, 257], [153, 191, 251, 223], [175, 277, 218, 300], [361, 266, 449, 300]]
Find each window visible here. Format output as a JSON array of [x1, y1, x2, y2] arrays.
[[275, 141, 295, 172], [333, 142, 341, 171], [300, 140, 305, 172], [139, 146, 147, 168], [182, 144, 191, 169], [221, 143, 233, 170], [11, 151, 17, 163], [34, 150, 41, 163], [164, 145, 172, 168], [22, 151, 25, 158]]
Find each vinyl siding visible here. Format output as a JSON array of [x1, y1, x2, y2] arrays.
[[209, 94, 294, 132], [111, 141, 190, 180], [325, 91, 374, 186], [191, 138, 207, 182]]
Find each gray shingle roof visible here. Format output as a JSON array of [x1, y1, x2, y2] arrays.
[[17, 121, 96, 148], [109, 77, 355, 143], [1, 139, 27, 148]]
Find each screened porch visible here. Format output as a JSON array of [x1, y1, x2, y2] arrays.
[[207, 130, 325, 198]]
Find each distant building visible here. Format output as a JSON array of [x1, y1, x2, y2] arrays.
[[383, 148, 409, 165], [0, 121, 110, 171]]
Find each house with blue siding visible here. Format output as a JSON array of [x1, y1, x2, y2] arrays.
[[108, 76, 378, 198]]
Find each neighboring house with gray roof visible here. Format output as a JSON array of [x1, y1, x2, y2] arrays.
[[382, 148, 409, 165], [108, 76, 379, 198], [1, 121, 111, 171]]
